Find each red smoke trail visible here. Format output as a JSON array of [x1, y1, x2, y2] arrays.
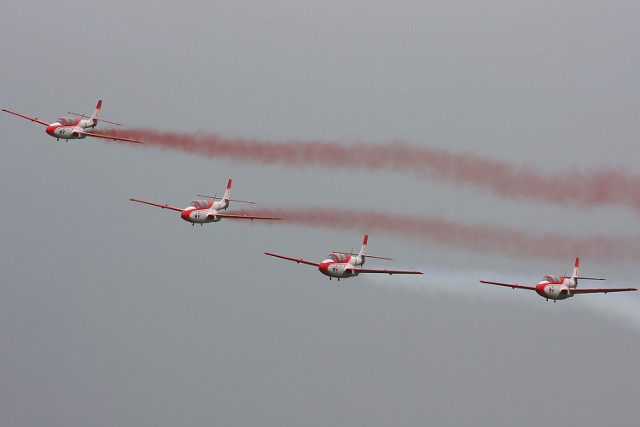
[[103, 128, 640, 212], [252, 207, 640, 264]]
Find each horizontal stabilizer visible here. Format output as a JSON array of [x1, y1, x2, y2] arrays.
[[331, 251, 393, 260], [69, 111, 122, 126], [196, 194, 256, 204]]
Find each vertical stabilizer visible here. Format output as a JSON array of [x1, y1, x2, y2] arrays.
[[89, 99, 102, 127], [222, 179, 232, 202], [570, 257, 579, 287], [213, 179, 232, 210], [356, 234, 368, 263]]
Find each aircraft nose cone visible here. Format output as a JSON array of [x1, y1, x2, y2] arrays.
[[535, 283, 547, 297], [46, 125, 56, 136], [319, 261, 331, 276], [180, 209, 191, 222]]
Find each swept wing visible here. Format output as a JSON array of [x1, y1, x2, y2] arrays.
[[81, 131, 142, 144], [208, 213, 281, 221], [571, 287, 637, 294], [480, 280, 537, 291], [129, 198, 183, 212], [264, 252, 320, 267], [2, 108, 50, 126], [354, 268, 423, 275]]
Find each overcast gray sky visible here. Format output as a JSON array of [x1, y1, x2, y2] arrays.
[[2, 1, 640, 426]]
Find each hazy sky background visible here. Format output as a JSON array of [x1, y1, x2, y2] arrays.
[[2, 1, 640, 425]]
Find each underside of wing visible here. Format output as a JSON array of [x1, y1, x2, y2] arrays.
[[355, 268, 423, 275], [129, 198, 183, 212], [2, 109, 50, 126], [82, 131, 142, 144], [264, 252, 320, 267], [479, 280, 537, 291], [209, 213, 282, 220], [571, 287, 637, 294]]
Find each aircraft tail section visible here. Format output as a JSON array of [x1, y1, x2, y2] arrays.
[[222, 179, 232, 202], [213, 179, 232, 210], [89, 99, 102, 127], [570, 257, 579, 287], [356, 234, 368, 263]]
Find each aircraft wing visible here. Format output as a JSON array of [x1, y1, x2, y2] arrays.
[[82, 131, 142, 144], [208, 213, 282, 221], [264, 252, 320, 267], [480, 280, 537, 291], [2, 109, 50, 126], [571, 287, 637, 294], [354, 268, 423, 275], [129, 198, 183, 212]]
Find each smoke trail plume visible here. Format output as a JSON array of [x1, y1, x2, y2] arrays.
[[103, 128, 640, 212], [365, 267, 640, 332], [255, 207, 640, 263]]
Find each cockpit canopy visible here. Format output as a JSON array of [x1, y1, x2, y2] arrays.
[[543, 275, 562, 284], [56, 117, 77, 126], [327, 253, 349, 262], [190, 199, 211, 209]]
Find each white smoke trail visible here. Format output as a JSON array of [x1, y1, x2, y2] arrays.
[[572, 294, 640, 332], [363, 265, 640, 332]]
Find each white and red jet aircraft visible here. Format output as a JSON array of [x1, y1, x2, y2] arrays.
[[480, 258, 637, 302], [265, 235, 423, 280], [130, 179, 282, 225], [2, 100, 141, 143]]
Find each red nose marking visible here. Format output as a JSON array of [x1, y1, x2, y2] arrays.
[[181, 209, 191, 222], [46, 124, 57, 136], [319, 261, 331, 276]]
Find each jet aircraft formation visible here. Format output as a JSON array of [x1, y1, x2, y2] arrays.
[[3, 100, 638, 301]]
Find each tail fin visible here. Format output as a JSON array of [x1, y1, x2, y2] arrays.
[[222, 179, 232, 202], [357, 234, 368, 260], [89, 99, 102, 127], [570, 257, 579, 286]]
